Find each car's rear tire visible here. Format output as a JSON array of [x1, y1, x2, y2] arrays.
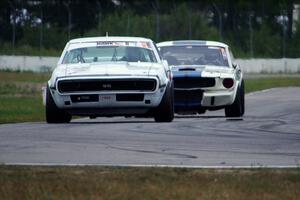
[[225, 80, 245, 117], [46, 85, 72, 123], [154, 82, 174, 122]]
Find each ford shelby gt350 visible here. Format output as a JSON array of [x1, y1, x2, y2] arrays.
[[157, 40, 244, 117]]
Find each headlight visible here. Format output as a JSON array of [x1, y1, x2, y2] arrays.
[[223, 78, 234, 88]]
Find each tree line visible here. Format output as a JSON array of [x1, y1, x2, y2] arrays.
[[0, 0, 300, 58]]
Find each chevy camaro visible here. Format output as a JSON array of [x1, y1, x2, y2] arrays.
[[45, 37, 174, 123]]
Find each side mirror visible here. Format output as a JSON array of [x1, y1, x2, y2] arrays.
[[232, 62, 238, 69]]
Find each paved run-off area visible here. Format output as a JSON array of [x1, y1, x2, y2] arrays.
[[0, 87, 300, 167]]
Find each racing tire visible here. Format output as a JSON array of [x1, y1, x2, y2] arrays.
[[198, 108, 206, 114], [225, 80, 245, 117], [46, 85, 72, 123], [154, 82, 174, 122]]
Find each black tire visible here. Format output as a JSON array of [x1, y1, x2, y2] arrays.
[[240, 80, 245, 116], [225, 80, 245, 117], [46, 85, 72, 123], [198, 108, 206, 114], [154, 82, 174, 122]]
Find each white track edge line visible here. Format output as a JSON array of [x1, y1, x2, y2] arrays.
[[2, 163, 299, 169]]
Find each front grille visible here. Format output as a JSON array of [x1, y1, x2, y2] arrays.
[[58, 79, 157, 93], [173, 77, 215, 89], [174, 89, 203, 104]]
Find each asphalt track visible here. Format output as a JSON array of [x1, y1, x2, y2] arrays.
[[0, 87, 300, 167]]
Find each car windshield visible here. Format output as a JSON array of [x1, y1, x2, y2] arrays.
[[160, 46, 229, 67], [62, 44, 157, 64]]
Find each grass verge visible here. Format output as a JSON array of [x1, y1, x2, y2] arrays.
[[0, 71, 49, 124], [245, 77, 300, 93], [0, 166, 299, 200], [0, 70, 300, 123], [0, 96, 45, 123]]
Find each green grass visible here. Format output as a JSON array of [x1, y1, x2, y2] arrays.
[[0, 70, 300, 124], [245, 77, 300, 93], [0, 70, 50, 83], [0, 166, 299, 200], [0, 71, 49, 124], [0, 96, 45, 124]]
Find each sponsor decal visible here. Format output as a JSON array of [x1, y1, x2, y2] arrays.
[[97, 41, 114, 46], [172, 41, 206, 45], [208, 46, 220, 50], [139, 42, 151, 49], [95, 41, 152, 49], [96, 41, 130, 46]]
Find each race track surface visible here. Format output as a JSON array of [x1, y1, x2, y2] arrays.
[[1, 87, 300, 167]]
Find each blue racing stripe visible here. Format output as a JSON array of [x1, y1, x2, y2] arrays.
[[175, 102, 202, 107]]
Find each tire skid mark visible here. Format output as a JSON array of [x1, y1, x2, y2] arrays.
[[108, 145, 198, 159], [108, 145, 300, 158]]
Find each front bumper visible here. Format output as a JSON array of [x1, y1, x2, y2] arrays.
[[51, 89, 165, 109], [48, 76, 167, 115], [173, 74, 238, 109], [174, 88, 235, 108], [201, 89, 236, 107]]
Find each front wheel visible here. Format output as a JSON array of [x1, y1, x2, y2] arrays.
[[46, 85, 72, 123], [225, 80, 245, 117], [154, 82, 174, 122]]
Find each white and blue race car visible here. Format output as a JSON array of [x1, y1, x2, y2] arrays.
[[157, 40, 244, 117], [45, 37, 174, 123]]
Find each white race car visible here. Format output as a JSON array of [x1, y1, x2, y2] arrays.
[[157, 40, 244, 117], [45, 37, 174, 123]]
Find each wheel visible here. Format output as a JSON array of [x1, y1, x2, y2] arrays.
[[240, 80, 245, 116], [46, 85, 72, 123], [198, 108, 206, 114], [154, 82, 174, 122], [225, 80, 245, 117]]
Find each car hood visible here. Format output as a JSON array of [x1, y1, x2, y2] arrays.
[[63, 62, 155, 77], [48, 62, 167, 88], [171, 65, 234, 78]]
